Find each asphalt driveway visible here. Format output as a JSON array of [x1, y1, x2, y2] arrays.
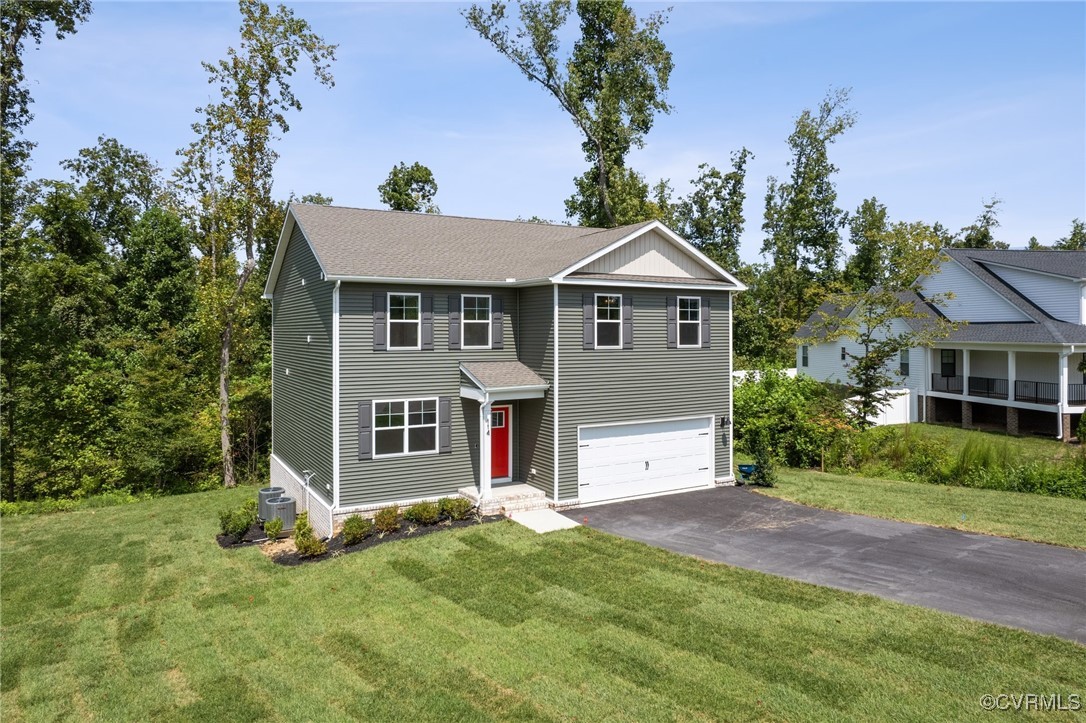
[[561, 486, 1086, 644]]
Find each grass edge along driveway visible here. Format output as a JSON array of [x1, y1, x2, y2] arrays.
[[758, 468, 1086, 550], [2, 486, 1084, 721]]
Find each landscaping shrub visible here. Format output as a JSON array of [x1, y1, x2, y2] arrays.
[[403, 501, 440, 525], [748, 429, 778, 487], [439, 497, 473, 521], [734, 369, 852, 468], [264, 517, 283, 540], [293, 511, 327, 557], [374, 505, 400, 534], [341, 515, 374, 545], [219, 508, 252, 542]]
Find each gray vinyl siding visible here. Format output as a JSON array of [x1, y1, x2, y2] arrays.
[[516, 286, 556, 495], [270, 227, 334, 503], [338, 283, 519, 506], [556, 286, 733, 500]]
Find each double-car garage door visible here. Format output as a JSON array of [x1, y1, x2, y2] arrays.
[[577, 416, 714, 505]]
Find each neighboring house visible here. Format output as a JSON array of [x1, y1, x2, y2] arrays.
[[796, 249, 1086, 440], [264, 204, 745, 535]]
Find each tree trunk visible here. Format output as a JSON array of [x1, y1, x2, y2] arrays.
[[219, 318, 235, 488]]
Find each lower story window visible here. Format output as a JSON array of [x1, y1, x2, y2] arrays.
[[374, 399, 437, 456], [801, 345, 809, 367], [899, 348, 910, 377]]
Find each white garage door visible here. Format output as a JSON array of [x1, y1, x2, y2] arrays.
[[577, 416, 714, 504]]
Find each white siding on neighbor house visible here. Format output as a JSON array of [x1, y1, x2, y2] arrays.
[[983, 264, 1082, 323], [1017, 351, 1060, 384], [798, 318, 926, 421], [920, 258, 1030, 322], [970, 349, 1007, 378], [581, 230, 713, 279]]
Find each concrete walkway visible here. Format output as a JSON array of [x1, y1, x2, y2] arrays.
[[561, 487, 1086, 644]]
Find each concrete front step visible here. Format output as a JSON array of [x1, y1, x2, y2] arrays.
[[458, 483, 550, 516]]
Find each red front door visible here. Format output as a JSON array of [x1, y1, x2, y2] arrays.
[[491, 405, 511, 479]]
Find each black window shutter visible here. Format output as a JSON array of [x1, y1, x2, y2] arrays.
[[582, 293, 595, 350], [492, 296, 504, 350], [448, 295, 461, 351], [666, 296, 678, 349], [622, 295, 633, 350], [701, 296, 711, 349], [421, 293, 434, 350], [373, 293, 387, 351], [438, 397, 452, 454], [358, 400, 373, 460]]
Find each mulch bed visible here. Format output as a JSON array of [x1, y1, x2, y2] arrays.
[[217, 514, 506, 565]]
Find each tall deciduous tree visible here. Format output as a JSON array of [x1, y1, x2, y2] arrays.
[[176, 0, 336, 487], [0, 0, 92, 228], [1054, 219, 1086, 250], [759, 88, 856, 355], [378, 162, 440, 213], [655, 149, 752, 271], [465, 0, 672, 227], [842, 197, 889, 292], [954, 196, 1008, 249]]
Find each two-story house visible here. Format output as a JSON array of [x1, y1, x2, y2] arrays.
[[797, 249, 1086, 440], [263, 204, 745, 536]]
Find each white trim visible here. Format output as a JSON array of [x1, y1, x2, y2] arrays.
[[372, 397, 439, 458], [325, 275, 552, 287], [728, 290, 735, 471], [552, 220, 748, 289], [556, 277, 737, 292], [460, 385, 546, 401], [553, 283, 560, 503], [332, 281, 340, 508], [490, 404, 513, 482], [577, 412, 716, 432], [676, 295, 702, 348], [387, 291, 422, 351], [461, 293, 492, 349], [271, 453, 334, 512], [262, 207, 330, 298], [593, 292, 623, 349]]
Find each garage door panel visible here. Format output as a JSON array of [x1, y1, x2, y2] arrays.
[[577, 416, 714, 504]]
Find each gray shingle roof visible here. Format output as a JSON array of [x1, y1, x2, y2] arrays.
[[461, 362, 549, 391], [795, 249, 1086, 346], [289, 204, 656, 282], [945, 248, 1086, 280]]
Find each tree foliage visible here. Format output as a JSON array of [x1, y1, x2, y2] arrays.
[[378, 162, 439, 213], [465, 0, 672, 227], [953, 197, 1008, 249], [1055, 219, 1086, 250]]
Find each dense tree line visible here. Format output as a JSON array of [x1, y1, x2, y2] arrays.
[[2, 0, 1081, 503]]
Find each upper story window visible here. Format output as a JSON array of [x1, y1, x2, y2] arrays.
[[374, 398, 437, 457], [841, 346, 847, 361], [801, 345, 809, 367], [899, 348, 910, 377], [595, 294, 622, 349], [462, 295, 491, 349], [677, 297, 701, 347], [389, 293, 420, 349]]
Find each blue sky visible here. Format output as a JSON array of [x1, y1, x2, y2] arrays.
[[21, 1, 1086, 264]]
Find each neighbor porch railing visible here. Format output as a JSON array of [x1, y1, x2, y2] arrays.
[[1014, 380, 1058, 405], [967, 376, 1008, 400], [1070, 384, 1086, 406], [930, 374, 963, 393]]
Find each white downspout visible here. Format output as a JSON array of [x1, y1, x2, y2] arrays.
[[480, 394, 493, 501]]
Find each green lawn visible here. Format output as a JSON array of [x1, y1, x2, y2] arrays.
[[758, 469, 1086, 550], [3, 488, 1084, 721]]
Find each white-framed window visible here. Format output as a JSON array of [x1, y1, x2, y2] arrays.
[[373, 398, 438, 457], [801, 345, 809, 367], [677, 296, 701, 347], [462, 294, 491, 349], [595, 293, 622, 349], [388, 293, 420, 349]]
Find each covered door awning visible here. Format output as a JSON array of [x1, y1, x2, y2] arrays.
[[459, 361, 549, 402]]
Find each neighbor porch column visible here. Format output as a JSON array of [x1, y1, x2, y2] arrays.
[[479, 401, 493, 499], [1007, 350, 1016, 403], [961, 348, 971, 428], [1058, 353, 1070, 442]]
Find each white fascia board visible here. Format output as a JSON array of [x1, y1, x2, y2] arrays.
[[459, 385, 486, 402], [552, 220, 748, 290], [262, 207, 329, 298], [936, 341, 1070, 352], [481, 386, 549, 400], [554, 277, 739, 292], [325, 275, 554, 287]]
